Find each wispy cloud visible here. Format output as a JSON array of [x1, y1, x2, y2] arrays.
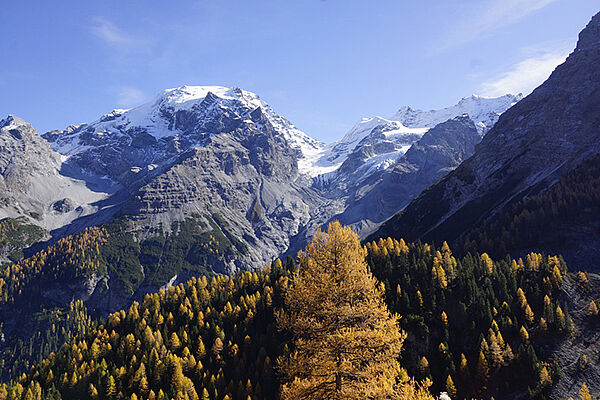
[[479, 50, 569, 96], [115, 87, 147, 108], [90, 17, 139, 49], [438, 0, 560, 52]]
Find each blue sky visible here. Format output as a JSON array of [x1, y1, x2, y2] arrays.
[[0, 1, 597, 142]]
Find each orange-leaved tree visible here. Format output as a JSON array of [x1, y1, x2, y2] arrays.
[[277, 221, 430, 399]]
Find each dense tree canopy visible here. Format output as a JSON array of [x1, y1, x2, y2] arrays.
[[0, 222, 582, 399], [366, 237, 571, 399]]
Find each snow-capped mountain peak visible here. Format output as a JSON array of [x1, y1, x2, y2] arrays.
[[45, 85, 324, 175], [321, 116, 427, 167], [313, 93, 522, 188], [44, 88, 520, 183], [393, 93, 522, 135], [1, 115, 28, 129], [94, 85, 300, 140]]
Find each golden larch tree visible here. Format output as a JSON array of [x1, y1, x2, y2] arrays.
[[578, 382, 593, 400], [539, 366, 552, 387], [588, 301, 598, 317], [277, 222, 418, 400], [445, 375, 456, 398]]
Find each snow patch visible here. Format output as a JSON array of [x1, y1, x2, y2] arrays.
[[393, 94, 522, 135]]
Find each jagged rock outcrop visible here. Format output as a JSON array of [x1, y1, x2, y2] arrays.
[[120, 116, 333, 271]]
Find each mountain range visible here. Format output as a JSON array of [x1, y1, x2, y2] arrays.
[[0, 86, 519, 283]]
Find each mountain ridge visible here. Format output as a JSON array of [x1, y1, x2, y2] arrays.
[[0, 87, 520, 279], [370, 11, 600, 271]]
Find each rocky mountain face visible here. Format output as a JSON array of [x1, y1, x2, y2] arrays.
[[117, 108, 334, 272], [43, 86, 323, 187], [0, 116, 114, 259], [328, 116, 482, 235], [0, 86, 519, 290], [40, 86, 333, 275], [371, 12, 600, 269], [315, 96, 519, 236]]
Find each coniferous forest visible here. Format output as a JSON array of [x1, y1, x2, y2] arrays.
[[0, 221, 594, 400], [460, 153, 600, 268]]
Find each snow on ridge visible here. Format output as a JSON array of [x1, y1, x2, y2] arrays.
[[1, 115, 30, 130], [152, 85, 328, 176], [45, 85, 327, 176], [340, 116, 427, 146], [392, 93, 522, 134], [43, 88, 520, 179], [311, 93, 521, 182], [110, 85, 266, 139], [317, 116, 426, 170]]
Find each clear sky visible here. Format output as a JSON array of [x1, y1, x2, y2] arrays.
[[0, 1, 597, 142]]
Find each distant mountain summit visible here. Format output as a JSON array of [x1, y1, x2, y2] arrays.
[[314, 94, 520, 236], [44, 86, 323, 182], [317, 93, 520, 179], [393, 94, 522, 135]]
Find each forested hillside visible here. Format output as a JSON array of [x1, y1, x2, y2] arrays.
[[0, 224, 591, 399], [3, 267, 289, 400], [0, 217, 223, 382], [1, 4, 598, 400], [460, 153, 600, 270], [367, 238, 570, 399], [370, 12, 600, 263]]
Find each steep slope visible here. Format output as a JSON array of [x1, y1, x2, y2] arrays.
[[547, 271, 600, 399], [460, 153, 600, 270], [315, 93, 520, 237], [42, 87, 336, 277], [118, 107, 334, 273], [371, 12, 600, 264], [330, 116, 481, 235], [0, 116, 114, 261], [318, 117, 426, 169]]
